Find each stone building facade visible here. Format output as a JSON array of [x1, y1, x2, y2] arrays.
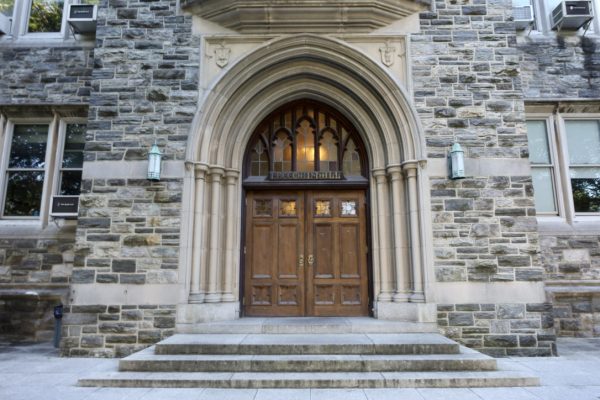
[[0, 0, 598, 357]]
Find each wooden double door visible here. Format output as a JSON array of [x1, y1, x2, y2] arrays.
[[243, 190, 369, 317]]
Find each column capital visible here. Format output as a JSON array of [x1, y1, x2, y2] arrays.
[[372, 168, 387, 182], [225, 169, 240, 181], [386, 164, 403, 180], [209, 165, 226, 177]]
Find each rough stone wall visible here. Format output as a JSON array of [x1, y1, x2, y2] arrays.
[[0, 45, 93, 104], [437, 302, 556, 356], [66, 0, 199, 356], [61, 304, 176, 357], [518, 35, 600, 99], [0, 234, 76, 285], [74, 178, 182, 286], [541, 234, 600, 337], [413, 0, 553, 353]]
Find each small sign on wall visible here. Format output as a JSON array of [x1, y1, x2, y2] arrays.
[[50, 196, 79, 218]]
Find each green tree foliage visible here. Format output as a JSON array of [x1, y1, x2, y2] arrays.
[[28, 0, 63, 33], [0, 0, 14, 16]]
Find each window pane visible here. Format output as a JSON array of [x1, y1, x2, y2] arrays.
[[531, 168, 557, 213], [343, 139, 362, 177], [9, 125, 48, 169], [319, 131, 338, 172], [296, 120, 315, 172], [4, 171, 44, 216], [0, 0, 15, 17], [526, 120, 551, 164], [570, 167, 600, 212], [272, 131, 292, 172], [28, 0, 64, 33], [60, 170, 82, 195], [62, 124, 86, 168], [565, 120, 600, 164], [250, 140, 268, 177], [571, 180, 600, 213]]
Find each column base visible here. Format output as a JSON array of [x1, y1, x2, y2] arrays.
[[188, 292, 205, 304], [377, 292, 394, 302], [177, 302, 240, 330], [374, 301, 436, 323], [410, 292, 425, 303], [204, 293, 221, 303], [220, 293, 236, 302], [392, 291, 410, 302]]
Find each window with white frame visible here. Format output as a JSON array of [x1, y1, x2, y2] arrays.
[[526, 116, 600, 218], [0, 117, 84, 220], [0, 0, 97, 39]]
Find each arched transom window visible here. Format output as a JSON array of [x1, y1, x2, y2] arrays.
[[245, 101, 367, 181]]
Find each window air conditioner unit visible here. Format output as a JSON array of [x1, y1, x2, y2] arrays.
[[67, 4, 97, 34], [513, 5, 534, 29], [50, 195, 79, 218], [0, 13, 11, 35], [551, 0, 594, 30]]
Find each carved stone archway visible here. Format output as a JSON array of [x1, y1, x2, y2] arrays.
[[177, 34, 435, 329]]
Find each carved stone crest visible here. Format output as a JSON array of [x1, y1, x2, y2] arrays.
[[379, 41, 396, 67], [214, 43, 231, 68]]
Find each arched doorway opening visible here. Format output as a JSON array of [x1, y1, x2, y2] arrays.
[[241, 100, 371, 317], [177, 34, 436, 329]]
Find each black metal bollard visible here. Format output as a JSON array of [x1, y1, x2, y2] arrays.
[[53, 304, 63, 348]]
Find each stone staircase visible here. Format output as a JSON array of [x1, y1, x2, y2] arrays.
[[78, 318, 539, 389]]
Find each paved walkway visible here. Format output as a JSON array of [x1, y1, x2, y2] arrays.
[[0, 338, 599, 400]]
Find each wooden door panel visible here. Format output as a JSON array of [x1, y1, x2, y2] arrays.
[[340, 223, 360, 278], [313, 223, 334, 278], [251, 223, 275, 278], [277, 223, 300, 279]]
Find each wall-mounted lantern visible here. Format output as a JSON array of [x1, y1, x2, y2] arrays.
[[448, 142, 465, 180], [147, 143, 162, 181]]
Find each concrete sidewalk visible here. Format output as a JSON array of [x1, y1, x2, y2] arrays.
[[0, 338, 599, 400]]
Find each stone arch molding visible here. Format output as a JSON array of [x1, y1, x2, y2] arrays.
[[178, 34, 435, 327]]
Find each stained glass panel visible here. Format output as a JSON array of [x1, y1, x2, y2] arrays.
[[315, 200, 331, 217], [280, 200, 297, 217], [254, 199, 272, 216], [341, 201, 357, 216]]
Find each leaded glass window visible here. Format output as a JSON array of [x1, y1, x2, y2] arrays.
[[245, 101, 365, 180]]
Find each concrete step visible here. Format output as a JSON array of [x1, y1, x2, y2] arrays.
[[177, 317, 438, 334], [79, 370, 540, 389], [120, 346, 497, 372], [155, 333, 460, 355]]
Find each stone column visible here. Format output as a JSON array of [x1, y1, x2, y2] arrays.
[[373, 169, 393, 302], [205, 166, 224, 303], [404, 162, 425, 302], [221, 169, 239, 302], [388, 165, 410, 303], [189, 164, 208, 304]]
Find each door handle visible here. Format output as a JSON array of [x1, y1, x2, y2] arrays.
[[299, 254, 304, 267], [308, 255, 314, 266]]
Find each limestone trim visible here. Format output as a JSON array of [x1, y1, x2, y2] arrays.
[[180, 34, 433, 322], [189, 163, 208, 304], [403, 161, 425, 303]]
